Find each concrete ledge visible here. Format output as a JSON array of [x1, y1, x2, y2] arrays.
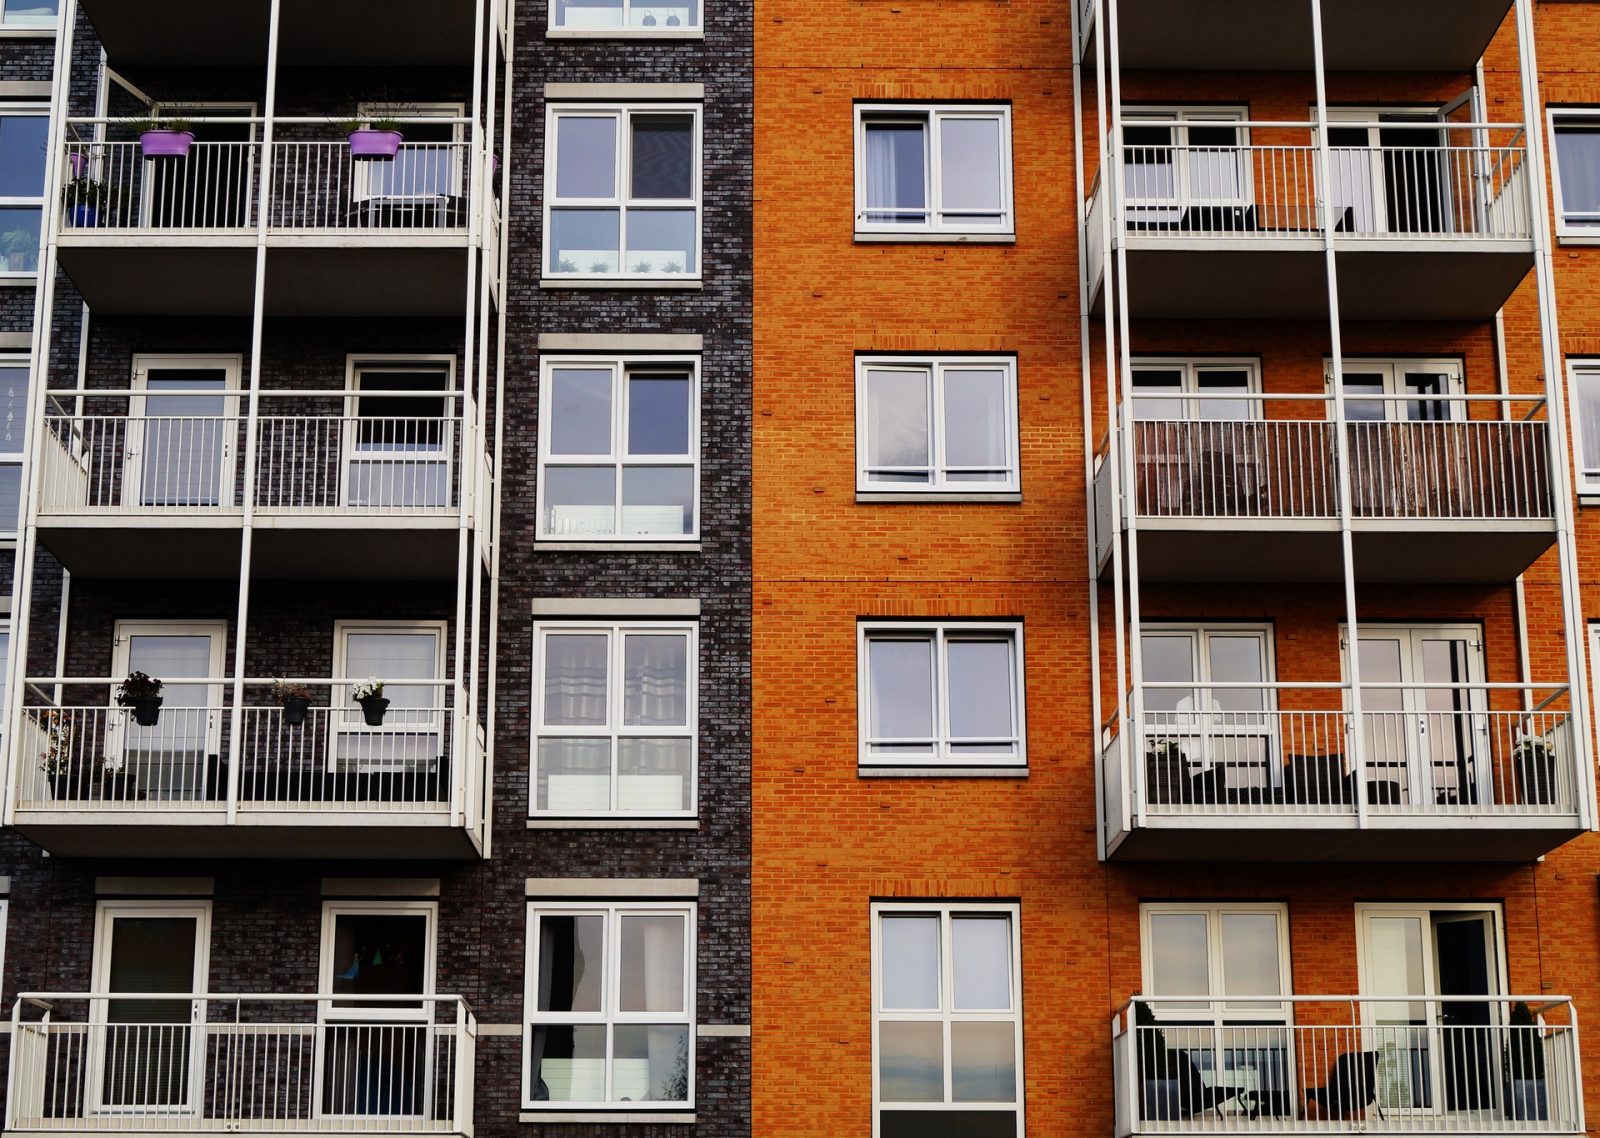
[[474, 1024, 522, 1037], [0, 79, 52, 94], [97, 877, 214, 896], [855, 232, 1016, 245], [544, 82, 703, 100], [538, 332, 703, 352], [540, 278, 703, 290], [535, 541, 702, 553], [526, 877, 699, 898], [0, 333, 33, 350], [528, 819, 700, 830], [522, 1113, 695, 1125], [0, 276, 39, 287], [322, 877, 440, 898], [697, 1024, 751, 1037], [857, 491, 1022, 504], [546, 28, 703, 39], [859, 766, 1029, 779], [531, 597, 700, 617]]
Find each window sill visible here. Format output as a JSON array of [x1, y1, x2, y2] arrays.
[[540, 277, 704, 290], [534, 541, 701, 553], [0, 275, 39, 287], [856, 491, 1021, 504], [854, 232, 1016, 245], [1579, 494, 1600, 508], [527, 818, 699, 830], [521, 1112, 696, 1125], [859, 766, 1029, 778], [0, 27, 56, 36], [1557, 233, 1600, 246], [546, 27, 704, 38]]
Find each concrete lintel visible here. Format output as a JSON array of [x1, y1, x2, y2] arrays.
[[322, 877, 441, 898], [525, 877, 699, 898], [544, 82, 703, 100], [537, 332, 702, 352], [97, 877, 214, 896], [531, 597, 700, 618]]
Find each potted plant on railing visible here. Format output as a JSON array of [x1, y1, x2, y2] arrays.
[[1144, 738, 1187, 805], [1503, 1000, 1548, 1121], [2, 226, 37, 272], [1134, 999, 1183, 1121], [134, 117, 195, 159], [1513, 736, 1557, 806], [340, 112, 407, 160], [353, 678, 389, 727], [116, 671, 164, 727], [99, 752, 135, 803], [37, 709, 82, 800], [272, 679, 313, 728], [62, 173, 118, 228]]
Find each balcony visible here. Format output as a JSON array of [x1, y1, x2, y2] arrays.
[[7, 994, 474, 1137], [56, 128, 486, 316], [9, 679, 487, 859], [33, 391, 476, 579], [1079, 0, 1513, 73], [1111, 995, 1582, 1137], [1099, 682, 1584, 861], [1083, 126, 1533, 320], [1094, 396, 1556, 583]]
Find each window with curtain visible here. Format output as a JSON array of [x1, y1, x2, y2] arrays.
[[858, 622, 1025, 768], [544, 105, 700, 279], [0, 105, 48, 276], [1574, 364, 1600, 490], [532, 621, 696, 816], [525, 902, 694, 1109], [1552, 111, 1600, 233], [873, 903, 1022, 1138], [538, 357, 698, 540], [856, 105, 1014, 235], [857, 356, 1019, 493]]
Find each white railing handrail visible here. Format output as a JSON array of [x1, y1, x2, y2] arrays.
[[23, 677, 456, 687], [1136, 681, 1567, 693], [66, 116, 479, 127], [1115, 120, 1527, 133], [47, 389, 469, 399], [15, 991, 473, 1007], [1124, 393, 1546, 405]]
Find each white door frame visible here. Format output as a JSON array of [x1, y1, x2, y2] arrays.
[[109, 619, 228, 794], [140, 102, 258, 229], [330, 620, 448, 774], [87, 900, 212, 1117], [340, 356, 456, 511], [1321, 105, 1454, 235], [128, 354, 242, 511]]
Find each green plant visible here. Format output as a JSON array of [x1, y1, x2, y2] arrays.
[[663, 260, 683, 273], [37, 709, 72, 775], [63, 175, 118, 210], [271, 679, 312, 702], [589, 260, 610, 274], [131, 117, 193, 134], [338, 101, 418, 135], [352, 678, 385, 702], [115, 671, 162, 705], [556, 258, 578, 273], [1505, 1001, 1546, 1081]]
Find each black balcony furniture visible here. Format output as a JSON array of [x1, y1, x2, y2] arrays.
[[1284, 753, 1350, 805], [1169, 1049, 1251, 1119], [1304, 1050, 1381, 1121], [1350, 775, 1404, 805]]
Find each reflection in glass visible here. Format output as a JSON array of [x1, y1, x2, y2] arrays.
[[953, 916, 1011, 1010], [614, 1024, 691, 1101], [951, 1021, 1017, 1102], [879, 1021, 943, 1102], [881, 915, 940, 1010], [868, 638, 934, 752]]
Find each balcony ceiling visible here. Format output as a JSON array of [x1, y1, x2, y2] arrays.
[[78, 0, 477, 67], [1086, 0, 1511, 71], [14, 814, 483, 860], [1106, 817, 1584, 862]]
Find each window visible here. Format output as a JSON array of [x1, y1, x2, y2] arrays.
[[1550, 110, 1600, 235], [550, 0, 700, 33], [332, 622, 446, 774], [855, 105, 1014, 236], [1, 0, 56, 25], [524, 901, 695, 1109], [1130, 359, 1258, 422], [537, 356, 698, 540], [0, 105, 48, 275], [0, 357, 29, 532], [872, 903, 1023, 1138], [544, 106, 700, 280], [345, 358, 455, 510], [858, 622, 1025, 768], [532, 621, 696, 816], [1123, 108, 1248, 226], [1574, 362, 1600, 491], [1333, 358, 1463, 423], [856, 356, 1019, 493]]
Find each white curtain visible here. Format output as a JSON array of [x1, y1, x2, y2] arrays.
[[622, 634, 686, 727], [542, 634, 608, 725], [864, 123, 924, 221]]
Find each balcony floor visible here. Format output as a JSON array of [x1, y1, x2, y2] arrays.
[[1106, 814, 1585, 861], [1081, 0, 1512, 71]]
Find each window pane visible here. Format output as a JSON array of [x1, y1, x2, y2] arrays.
[[619, 913, 686, 1013], [1130, 368, 1184, 421], [544, 467, 617, 535], [617, 738, 692, 811], [1124, 123, 1176, 202], [943, 368, 1009, 475], [1557, 124, 1600, 226], [627, 372, 691, 455], [542, 634, 609, 726], [1342, 374, 1387, 421], [330, 913, 428, 1007], [0, 207, 40, 273], [0, 366, 27, 457], [867, 637, 934, 745], [622, 634, 688, 726], [555, 116, 617, 199], [1578, 373, 1600, 479], [939, 117, 1003, 215], [344, 632, 436, 710], [536, 914, 604, 1012], [953, 915, 1012, 1010], [624, 208, 695, 274], [951, 1021, 1017, 1102], [529, 1023, 606, 1103], [621, 467, 694, 535], [878, 1021, 943, 1102], [881, 914, 940, 1010], [1148, 912, 1210, 1002], [553, 0, 622, 27], [1195, 368, 1251, 421], [1208, 635, 1264, 713], [537, 738, 612, 811], [550, 209, 620, 274], [2, 0, 57, 23], [549, 368, 613, 455], [613, 1024, 691, 1101], [865, 368, 930, 481], [946, 638, 1014, 742], [631, 115, 693, 200], [864, 121, 928, 223], [1220, 913, 1282, 1001], [630, 0, 697, 26], [0, 115, 45, 200], [1140, 634, 1195, 714], [0, 466, 19, 532]]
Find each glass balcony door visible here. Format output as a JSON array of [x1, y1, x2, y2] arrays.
[[108, 620, 226, 802], [129, 355, 239, 509], [1325, 109, 1452, 236]]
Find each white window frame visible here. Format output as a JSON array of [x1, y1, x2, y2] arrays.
[[0, 102, 48, 277], [547, 0, 702, 35], [1122, 107, 1251, 220], [317, 899, 438, 1014], [522, 899, 698, 1111], [857, 621, 1026, 768], [870, 901, 1024, 1138], [530, 620, 698, 818], [1328, 357, 1465, 423], [331, 620, 448, 774], [1571, 360, 1600, 493], [542, 104, 703, 282], [535, 355, 701, 541], [1139, 623, 1278, 785], [128, 353, 243, 512], [1129, 357, 1261, 422], [0, 0, 58, 28], [854, 104, 1015, 236], [1550, 108, 1600, 239], [341, 355, 458, 512], [1138, 902, 1292, 1025], [855, 355, 1019, 493], [0, 354, 29, 536]]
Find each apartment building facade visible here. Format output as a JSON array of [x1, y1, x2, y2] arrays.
[[0, 2, 753, 1138], [754, 0, 1600, 1136]]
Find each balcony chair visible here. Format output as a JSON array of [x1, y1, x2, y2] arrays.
[[1303, 1050, 1381, 1122], [1283, 753, 1351, 806], [1170, 1049, 1252, 1119]]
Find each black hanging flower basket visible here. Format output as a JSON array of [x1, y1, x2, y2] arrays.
[[130, 697, 163, 727], [282, 696, 311, 727], [359, 696, 390, 727]]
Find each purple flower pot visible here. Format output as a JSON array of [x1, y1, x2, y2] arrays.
[[67, 151, 88, 178], [348, 129, 403, 160], [139, 130, 194, 158]]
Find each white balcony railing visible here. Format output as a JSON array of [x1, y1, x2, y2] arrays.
[[1112, 995, 1582, 1135], [7, 994, 475, 1135], [1108, 683, 1577, 819], [16, 680, 473, 818], [267, 141, 471, 232]]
